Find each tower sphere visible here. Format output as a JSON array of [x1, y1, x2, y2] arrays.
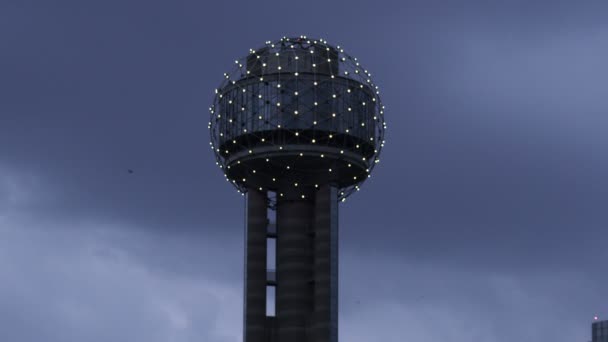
[[209, 36, 386, 200]]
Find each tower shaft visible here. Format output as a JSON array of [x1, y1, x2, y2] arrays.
[[243, 186, 338, 342]]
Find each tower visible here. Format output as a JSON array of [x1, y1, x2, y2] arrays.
[[593, 318, 608, 342], [208, 36, 386, 342]]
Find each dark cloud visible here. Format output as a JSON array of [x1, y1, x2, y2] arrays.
[[1, 0, 606, 341]]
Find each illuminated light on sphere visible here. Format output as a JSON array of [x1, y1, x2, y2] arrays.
[[209, 36, 386, 201]]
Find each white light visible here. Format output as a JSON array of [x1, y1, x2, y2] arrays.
[[312, 63, 316, 67], [253, 170, 256, 173], [314, 81, 318, 86], [312, 139, 316, 143], [242, 89, 246, 92], [294, 110, 299, 115], [314, 102, 318, 106], [249, 150, 252, 154], [295, 132, 299, 136], [261, 138, 266, 142], [332, 113, 336, 117], [329, 168, 332, 172], [277, 84, 281, 88], [294, 91, 299, 96], [361, 123, 365, 126], [340, 150, 344, 154], [320, 154, 324, 158], [277, 102, 281, 106], [272, 178, 276, 181], [294, 72, 299, 76], [301, 195, 305, 199], [299, 152, 303, 156], [262, 63, 267, 67], [295, 56, 299, 60], [313, 121, 317, 125], [294, 183, 298, 187], [277, 66, 282, 70], [332, 94, 336, 98], [329, 134, 333, 138]]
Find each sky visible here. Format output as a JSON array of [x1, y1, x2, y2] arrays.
[[1, 0, 607, 341]]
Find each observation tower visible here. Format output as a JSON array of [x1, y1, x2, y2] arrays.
[[208, 36, 386, 342]]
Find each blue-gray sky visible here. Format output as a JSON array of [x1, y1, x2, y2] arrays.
[[1, 1, 607, 341]]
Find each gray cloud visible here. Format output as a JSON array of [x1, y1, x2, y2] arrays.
[[1, 0, 606, 341]]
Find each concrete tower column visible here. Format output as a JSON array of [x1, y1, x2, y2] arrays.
[[311, 185, 339, 342], [244, 189, 268, 342], [276, 190, 314, 342]]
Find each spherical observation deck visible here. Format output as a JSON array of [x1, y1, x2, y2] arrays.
[[209, 36, 386, 200]]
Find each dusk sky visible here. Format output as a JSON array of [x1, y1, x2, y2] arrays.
[[1, 1, 607, 341]]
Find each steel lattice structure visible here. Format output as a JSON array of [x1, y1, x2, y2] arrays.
[[209, 36, 386, 201]]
